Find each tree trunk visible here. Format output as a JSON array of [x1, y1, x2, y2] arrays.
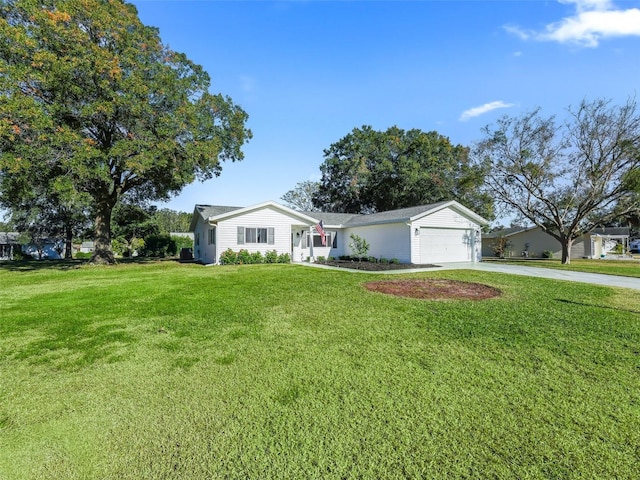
[[561, 237, 572, 265], [91, 199, 116, 264], [65, 223, 73, 259]]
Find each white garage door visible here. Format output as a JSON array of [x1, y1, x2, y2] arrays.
[[420, 228, 473, 263]]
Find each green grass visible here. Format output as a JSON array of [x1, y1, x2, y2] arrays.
[[1, 261, 639, 479], [486, 257, 640, 278]]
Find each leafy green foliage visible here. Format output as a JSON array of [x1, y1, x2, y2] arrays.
[[219, 249, 288, 265], [0, 0, 251, 263], [153, 208, 193, 234], [276, 253, 291, 263], [264, 250, 278, 264], [314, 125, 493, 218], [219, 248, 238, 265], [112, 203, 159, 257], [171, 235, 193, 253], [140, 234, 176, 257], [348, 233, 370, 260]]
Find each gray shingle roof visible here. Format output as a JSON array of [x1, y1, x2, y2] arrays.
[[191, 200, 485, 229], [301, 201, 455, 227]]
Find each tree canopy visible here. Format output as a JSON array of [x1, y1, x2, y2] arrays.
[[313, 125, 493, 219], [0, 0, 251, 263], [474, 97, 640, 264], [281, 180, 320, 212]]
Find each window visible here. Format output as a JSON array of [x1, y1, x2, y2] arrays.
[[237, 227, 274, 245], [208, 227, 216, 245], [313, 231, 335, 247]]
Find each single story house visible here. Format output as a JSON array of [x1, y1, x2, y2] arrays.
[[0, 232, 21, 260], [22, 237, 65, 260], [190, 200, 488, 265], [481, 226, 630, 259]]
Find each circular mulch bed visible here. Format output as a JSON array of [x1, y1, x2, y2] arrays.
[[363, 279, 501, 300]]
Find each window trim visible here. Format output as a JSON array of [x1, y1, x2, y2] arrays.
[[237, 226, 275, 245]]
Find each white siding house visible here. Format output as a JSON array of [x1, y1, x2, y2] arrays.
[[191, 200, 488, 265]]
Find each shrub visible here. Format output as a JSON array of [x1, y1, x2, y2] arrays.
[[237, 249, 252, 265], [367, 256, 378, 263], [277, 253, 291, 263], [349, 234, 370, 261], [74, 252, 92, 260], [12, 250, 31, 261], [379, 258, 389, 264], [219, 249, 238, 265], [316, 256, 326, 263], [390, 258, 400, 264], [327, 256, 335, 261], [543, 250, 554, 259], [265, 250, 278, 264], [251, 251, 264, 264], [141, 234, 176, 257]]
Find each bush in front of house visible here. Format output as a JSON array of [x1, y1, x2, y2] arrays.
[[219, 248, 237, 265], [219, 249, 290, 265], [265, 250, 278, 263], [542, 250, 554, 259], [277, 253, 290, 263]]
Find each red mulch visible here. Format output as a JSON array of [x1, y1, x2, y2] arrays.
[[363, 279, 502, 300]]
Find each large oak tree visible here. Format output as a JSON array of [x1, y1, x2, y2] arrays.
[[474, 98, 640, 264], [0, 0, 251, 263], [313, 125, 493, 219]]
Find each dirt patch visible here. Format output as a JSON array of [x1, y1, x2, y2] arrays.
[[364, 279, 502, 300]]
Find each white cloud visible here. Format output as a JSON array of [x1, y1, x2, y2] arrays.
[[507, 0, 640, 47], [459, 101, 515, 122]]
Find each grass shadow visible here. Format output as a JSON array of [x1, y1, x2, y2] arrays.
[[555, 298, 640, 315], [0, 257, 184, 272], [0, 259, 87, 272]]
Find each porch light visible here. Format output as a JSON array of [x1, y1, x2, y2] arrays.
[[414, 228, 419, 236]]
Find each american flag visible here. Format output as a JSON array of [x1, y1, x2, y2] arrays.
[[315, 220, 326, 246]]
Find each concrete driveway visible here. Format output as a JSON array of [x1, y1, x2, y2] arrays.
[[434, 261, 640, 291], [303, 260, 640, 290]]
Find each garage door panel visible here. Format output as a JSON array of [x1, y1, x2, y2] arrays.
[[420, 228, 472, 263]]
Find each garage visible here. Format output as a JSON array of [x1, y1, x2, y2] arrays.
[[420, 227, 474, 263]]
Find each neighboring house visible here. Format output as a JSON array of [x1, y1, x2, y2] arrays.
[[481, 226, 630, 259], [0, 232, 21, 260], [22, 237, 65, 260], [79, 241, 94, 254], [190, 200, 488, 265]]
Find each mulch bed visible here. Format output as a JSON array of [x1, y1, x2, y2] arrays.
[[364, 279, 502, 300], [321, 260, 438, 271]]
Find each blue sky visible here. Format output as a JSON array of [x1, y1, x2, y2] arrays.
[[131, 0, 640, 219]]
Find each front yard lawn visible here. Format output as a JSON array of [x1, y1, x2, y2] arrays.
[[1, 262, 638, 479]]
